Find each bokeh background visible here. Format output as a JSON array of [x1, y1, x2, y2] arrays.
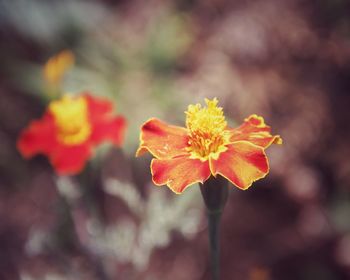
[[1, 0, 350, 279]]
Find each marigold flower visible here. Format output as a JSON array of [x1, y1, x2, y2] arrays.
[[17, 93, 126, 175], [137, 98, 282, 194], [43, 50, 75, 85]]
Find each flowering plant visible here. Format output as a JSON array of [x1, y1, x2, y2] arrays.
[[136, 98, 282, 279], [137, 98, 282, 193], [17, 94, 126, 174]]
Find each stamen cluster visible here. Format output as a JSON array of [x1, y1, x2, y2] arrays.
[[49, 95, 91, 145], [185, 98, 229, 160]]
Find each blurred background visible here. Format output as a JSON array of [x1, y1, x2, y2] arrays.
[[1, 0, 350, 279]]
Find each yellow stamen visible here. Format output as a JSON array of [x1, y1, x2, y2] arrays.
[[49, 95, 91, 145], [185, 98, 230, 161]]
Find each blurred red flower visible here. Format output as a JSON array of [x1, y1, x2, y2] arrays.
[[17, 93, 126, 175], [137, 98, 282, 194]]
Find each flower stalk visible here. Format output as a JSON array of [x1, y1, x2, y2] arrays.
[[200, 176, 229, 280]]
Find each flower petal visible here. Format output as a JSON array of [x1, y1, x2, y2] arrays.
[[230, 114, 282, 148], [17, 113, 57, 158], [49, 143, 92, 175], [136, 118, 189, 159], [90, 116, 126, 146], [210, 141, 269, 190], [151, 155, 211, 194], [85, 93, 114, 120]]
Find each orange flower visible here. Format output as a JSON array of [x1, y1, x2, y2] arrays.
[[137, 98, 282, 194], [17, 93, 126, 175], [43, 50, 75, 86]]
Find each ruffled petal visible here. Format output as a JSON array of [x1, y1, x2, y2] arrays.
[[210, 141, 269, 190], [49, 143, 92, 175], [230, 114, 282, 148], [17, 113, 58, 158], [84, 93, 114, 120], [151, 155, 211, 194], [90, 116, 126, 146], [136, 118, 189, 159]]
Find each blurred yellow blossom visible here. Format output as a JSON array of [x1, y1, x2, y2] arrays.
[[43, 50, 75, 86]]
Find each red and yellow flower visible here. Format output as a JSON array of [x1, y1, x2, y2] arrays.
[[137, 98, 282, 194], [17, 93, 126, 175]]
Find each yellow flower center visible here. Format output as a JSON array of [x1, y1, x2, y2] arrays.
[[185, 98, 230, 161], [49, 95, 91, 145]]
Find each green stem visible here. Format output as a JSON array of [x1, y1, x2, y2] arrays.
[[208, 210, 222, 280], [200, 176, 228, 280], [77, 161, 104, 223], [75, 162, 109, 280], [56, 187, 109, 280]]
